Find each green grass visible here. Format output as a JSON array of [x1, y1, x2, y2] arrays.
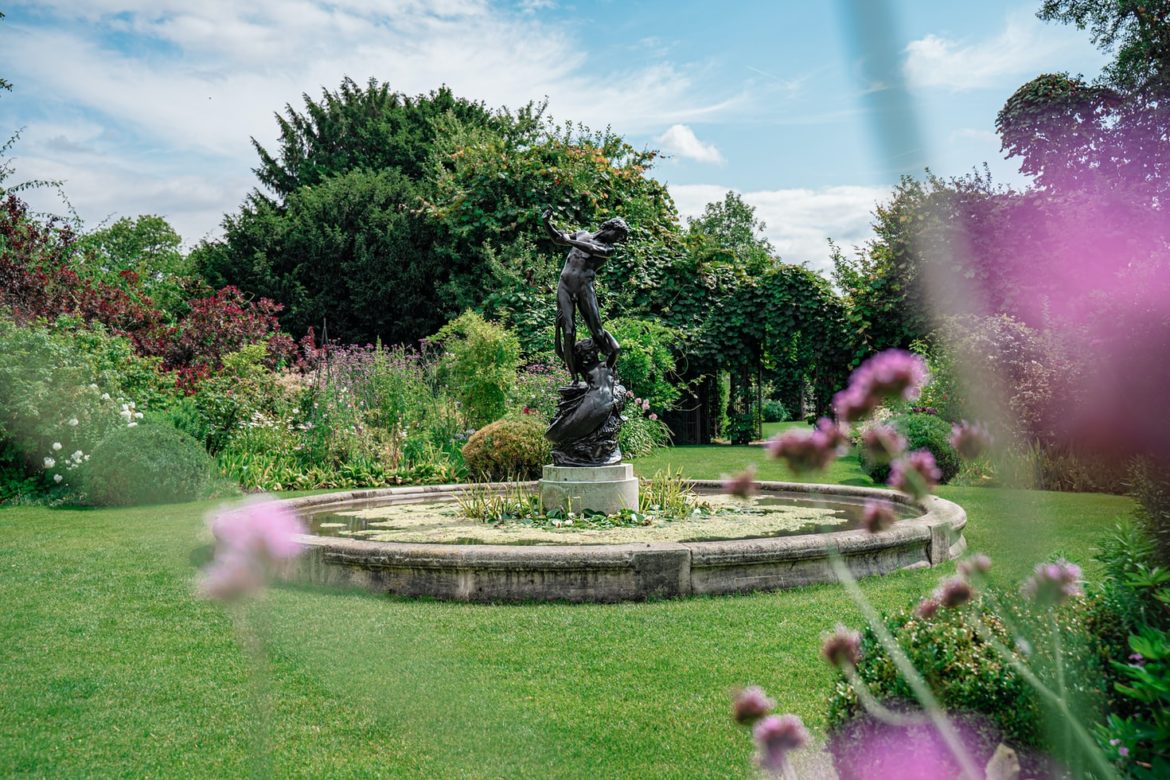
[[761, 420, 808, 440], [635, 440, 873, 486], [0, 449, 1133, 778]]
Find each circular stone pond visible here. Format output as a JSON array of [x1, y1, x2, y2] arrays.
[[278, 480, 966, 603]]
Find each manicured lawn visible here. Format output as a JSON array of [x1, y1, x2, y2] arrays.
[[1, 449, 1132, 777], [761, 420, 808, 440], [635, 440, 873, 486]]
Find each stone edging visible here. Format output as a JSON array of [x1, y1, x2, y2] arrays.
[[278, 480, 967, 603]]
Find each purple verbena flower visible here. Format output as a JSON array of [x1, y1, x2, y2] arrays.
[[861, 500, 898, 533], [888, 450, 942, 498], [753, 714, 809, 774], [200, 497, 307, 601], [833, 385, 879, 423], [861, 425, 907, 465], [860, 350, 928, 401], [732, 686, 775, 725], [1021, 559, 1083, 606], [949, 421, 993, 460], [934, 576, 974, 609], [821, 624, 863, 668], [765, 417, 849, 474], [210, 497, 307, 561], [957, 553, 992, 579], [834, 350, 928, 422], [722, 465, 757, 500]]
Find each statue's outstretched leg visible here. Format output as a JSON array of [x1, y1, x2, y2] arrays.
[[556, 284, 578, 382]]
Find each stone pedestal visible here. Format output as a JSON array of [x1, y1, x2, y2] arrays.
[[540, 464, 639, 515]]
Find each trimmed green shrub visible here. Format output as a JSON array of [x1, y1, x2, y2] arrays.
[[83, 422, 215, 506], [859, 412, 960, 484], [761, 399, 788, 423], [461, 417, 550, 481]]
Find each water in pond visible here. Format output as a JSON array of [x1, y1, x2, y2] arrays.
[[304, 489, 922, 546]]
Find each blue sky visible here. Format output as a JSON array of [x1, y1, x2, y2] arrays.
[[0, 1, 1107, 271]]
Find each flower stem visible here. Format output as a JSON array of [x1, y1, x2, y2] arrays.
[[1049, 611, 1072, 762], [844, 666, 931, 727], [828, 554, 982, 780], [969, 618, 1119, 780]]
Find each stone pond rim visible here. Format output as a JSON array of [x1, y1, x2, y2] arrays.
[[277, 480, 967, 603]]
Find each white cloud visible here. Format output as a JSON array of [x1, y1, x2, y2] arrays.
[[904, 9, 1104, 91], [655, 124, 724, 164], [3, 0, 749, 241], [13, 140, 252, 245], [669, 183, 890, 273]]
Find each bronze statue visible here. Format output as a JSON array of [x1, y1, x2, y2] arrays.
[[542, 208, 629, 384], [541, 209, 630, 466]]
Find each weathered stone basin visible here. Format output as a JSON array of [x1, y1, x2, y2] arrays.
[[278, 480, 966, 603]]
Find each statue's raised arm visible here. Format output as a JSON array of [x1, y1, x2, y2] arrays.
[[542, 208, 569, 245], [543, 209, 617, 256]]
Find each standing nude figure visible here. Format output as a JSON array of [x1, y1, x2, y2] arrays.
[[542, 208, 630, 384]]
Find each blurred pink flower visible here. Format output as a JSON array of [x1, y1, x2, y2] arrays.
[[210, 497, 307, 561], [722, 465, 757, 500], [821, 624, 863, 668], [949, 421, 992, 460], [199, 549, 266, 601], [200, 497, 307, 601], [648, 412, 658, 421], [827, 715, 1003, 780], [832, 384, 879, 424], [914, 597, 941, 619], [860, 500, 898, 533], [888, 450, 941, 498], [861, 425, 907, 465], [641, 400, 650, 412], [935, 576, 974, 609], [1021, 559, 1083, 606], [753, 714, 809, 774], [731, 686, 775, 725], [834, 350, 928, 422], [766, 417, 849, 474]]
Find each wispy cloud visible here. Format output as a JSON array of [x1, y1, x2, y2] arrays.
[[3, 0, 750, 241], [656, 124, 724, 164], [903, 9, 1105, 91], [669, 183, 890, 272]]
